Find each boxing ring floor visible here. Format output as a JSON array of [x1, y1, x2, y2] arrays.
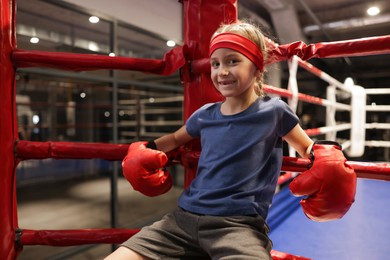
[[269, 178, 390, 260]]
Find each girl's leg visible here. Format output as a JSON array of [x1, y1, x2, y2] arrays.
[[104, 246, 150, 260]]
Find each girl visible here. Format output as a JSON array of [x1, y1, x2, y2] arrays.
[[105, 21, 313, 260]]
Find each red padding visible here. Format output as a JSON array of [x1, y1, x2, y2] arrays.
[[19, 228, 138, 246], [12, 46, 187, 75], [16, 140, 129, 161]]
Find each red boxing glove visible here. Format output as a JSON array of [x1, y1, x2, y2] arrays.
[[289, 141, 357, 222], [122, 141, 172, 197]]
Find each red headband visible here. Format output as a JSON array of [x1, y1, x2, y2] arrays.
[[209, 32, 264, 71]]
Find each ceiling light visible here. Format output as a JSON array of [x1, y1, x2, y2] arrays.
[[166, 40, 176, 47], [88, 42, 99, 52], [367, 6, 380, 16], [30, 36, 39, 44], [89, 16, 100, 23], [32, 115, 40, 124]]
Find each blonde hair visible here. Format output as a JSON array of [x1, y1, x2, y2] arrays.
[[212, 21, 267, 96]]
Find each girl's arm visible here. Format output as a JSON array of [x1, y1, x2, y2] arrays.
[[283, 124, 314, 158], [154, 125, 194, 152]]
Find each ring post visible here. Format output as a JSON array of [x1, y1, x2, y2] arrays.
[[345, 78, 366, 157], [181, 0, 237, 187], [0, 0, 19, 259]]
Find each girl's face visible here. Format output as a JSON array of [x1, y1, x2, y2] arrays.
[[210, 48, 259, 98]]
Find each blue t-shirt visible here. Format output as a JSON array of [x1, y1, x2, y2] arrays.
[[178, 96, 299, 218]]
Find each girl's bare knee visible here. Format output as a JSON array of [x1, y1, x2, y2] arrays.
[[104, 246, 149, 260]]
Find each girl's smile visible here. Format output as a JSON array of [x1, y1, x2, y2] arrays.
[[217, 79, 237, 88]]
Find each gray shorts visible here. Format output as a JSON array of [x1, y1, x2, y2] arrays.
[[122, 207, 272, 260]]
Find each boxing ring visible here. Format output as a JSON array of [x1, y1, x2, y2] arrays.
[[1, 0, 390, 259]]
